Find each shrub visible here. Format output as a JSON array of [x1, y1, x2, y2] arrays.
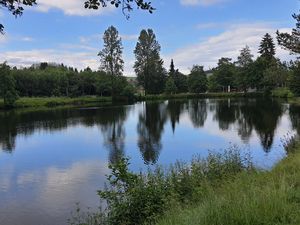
[[69, 146, 252, 225]]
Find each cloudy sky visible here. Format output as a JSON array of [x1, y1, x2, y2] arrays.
[[0, 0, 299, 75]]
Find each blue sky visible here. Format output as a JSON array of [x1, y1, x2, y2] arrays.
[[0, 0, 299, 75]]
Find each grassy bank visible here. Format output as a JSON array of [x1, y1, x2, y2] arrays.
[[0, 96, 112, 109], [271, 87, 294, 98], [157, 143, 300, 225], [0, 92, 263, 110], [137, 92, 264, 101]]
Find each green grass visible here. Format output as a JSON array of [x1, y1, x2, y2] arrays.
[[0, 96, 112, 109], [271, 87, 294, 98], [137, 92, 263, 101], [157, 143, 300, 225]]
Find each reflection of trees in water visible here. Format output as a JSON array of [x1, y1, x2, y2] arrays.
[[289, 104, 300, 135], [137, 102, 167, 165], [167, 100, 185, 132], [0, 109, 75, 152], [0, 106, 129, 157], [97, 107, 128, 164], [210, 98, 283, 152], [188, 99, 207, 128], [0, 98, 287, 157], [213, 99, 238, 130], [239, 98, 283, 152]]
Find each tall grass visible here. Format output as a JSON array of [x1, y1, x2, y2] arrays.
[[68, 146, 253, 225], [157, 141, 300, 225], [0, 96, 112, 109], [137, 92, 263, 101]]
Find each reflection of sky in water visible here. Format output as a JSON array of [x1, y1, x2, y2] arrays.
[[0, 99, 297, 225]]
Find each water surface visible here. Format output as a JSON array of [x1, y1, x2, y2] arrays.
[[0, 98, 299, 225]]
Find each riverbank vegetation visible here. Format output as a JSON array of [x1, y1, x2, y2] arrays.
[[0, 96, 112, 109], [1, 11, 299, 108], [69, 135, 300, 225]]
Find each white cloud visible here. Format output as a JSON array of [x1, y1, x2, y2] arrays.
[[120, 34, 138, 41], [180, 0, 227, 6], [34, 0, 115, 16], [163, 23, 294, 73], [0, 49, 99, 71], [196, 22, 220, 30], [20, 36, 35, 42]]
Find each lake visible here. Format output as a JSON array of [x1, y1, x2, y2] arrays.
[[0, 98, 299, 225]]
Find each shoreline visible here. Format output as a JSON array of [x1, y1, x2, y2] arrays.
[[0, 92, 265, 110]]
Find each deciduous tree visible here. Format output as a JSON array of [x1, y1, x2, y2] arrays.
[[134, 29, 166, 95]]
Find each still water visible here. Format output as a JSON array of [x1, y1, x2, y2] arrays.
[[0, 98, 299, 225]]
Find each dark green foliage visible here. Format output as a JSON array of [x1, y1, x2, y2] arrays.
[[212, 58, 236, 91], [235, 46, 254, 91], [121, 83, 136, 101], [174, 71, 188, 93], [168, 60, 188, 93], [259, 33, 276, 60], [207, 74, 221, 92], [1, 64, 134, 103], [188, 65, 207, 93], [277, 11, 300, 55], [134, 29, 167, 95], [99, 26, 124, 97], [0, 63, 18, 107], [263, 59, 289, 88], [165, 77, 177, 94], [169, 59, 175, 78], [247, 56, 268, 89], [289, 61, 300, 96]]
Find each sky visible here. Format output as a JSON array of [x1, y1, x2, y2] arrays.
[[0, 0, 299, 75]]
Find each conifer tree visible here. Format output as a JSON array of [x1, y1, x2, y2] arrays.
[[258, 33, 276, 60], [277, 11, 300, 55]]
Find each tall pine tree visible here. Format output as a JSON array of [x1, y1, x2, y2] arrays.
[[258, 33, 276, 60]]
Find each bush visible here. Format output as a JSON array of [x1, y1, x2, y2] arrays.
[[271, 87, 294, 98], [121, 84, 136, 101]]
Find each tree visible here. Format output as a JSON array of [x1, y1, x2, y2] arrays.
[[258, 33, 276, 60], [165, 77, 177, 94], [277, 11, 300, 55], [213, 58, 237, 91], [188, 65, 207, 93], [236, 45, 253, 67], [169, 59, 176, 78], [263, 59, 288, 88], [289, 62, 300, 96], [1, 0, 154, 34], [134, 29, 166, 95], [0, 63, 18, 107], [98, 26, 124, 96], [235, 46, 254, 91], [168, 60, 188, 93]]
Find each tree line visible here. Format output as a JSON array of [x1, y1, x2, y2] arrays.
[[0, 11, 299, 107]]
